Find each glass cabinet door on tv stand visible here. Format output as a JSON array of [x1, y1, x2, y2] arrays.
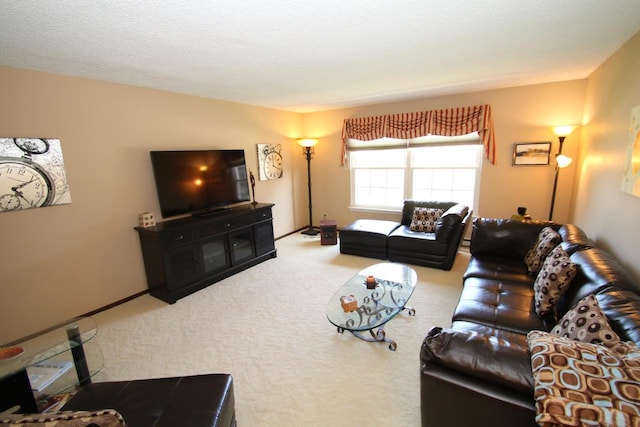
[[201, 235, 231, 275], [0, 316, 103, 414], [229, 228, 255, 264]]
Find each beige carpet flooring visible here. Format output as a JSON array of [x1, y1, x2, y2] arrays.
[[91, 233, 468, 426]]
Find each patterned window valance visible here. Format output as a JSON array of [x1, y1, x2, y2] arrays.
[[341, 104, 496, 165]]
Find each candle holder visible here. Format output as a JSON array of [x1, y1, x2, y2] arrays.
[[340, 295, 357, 312], [366, 275, 377, 289]]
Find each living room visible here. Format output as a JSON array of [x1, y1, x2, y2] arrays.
[[2, 27, 640, 344], [1, 3, 640, 425]]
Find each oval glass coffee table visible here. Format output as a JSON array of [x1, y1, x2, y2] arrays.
[[327, 263, 417, 351]]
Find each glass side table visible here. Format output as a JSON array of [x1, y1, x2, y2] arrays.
[[0, 317, 103, 413]]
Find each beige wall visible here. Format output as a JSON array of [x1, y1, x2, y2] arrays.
[[574, 31, 640, 279], [0, 67, 303, 342], [305, 80, 586, 227]]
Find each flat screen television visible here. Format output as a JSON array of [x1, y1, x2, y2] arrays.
[[150, 149, 251, 218]]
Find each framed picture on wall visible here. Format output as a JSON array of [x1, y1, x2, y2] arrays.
[[512, 142, 552, 166], [256, 143, 283, 180], [0, 137, 72, 213]]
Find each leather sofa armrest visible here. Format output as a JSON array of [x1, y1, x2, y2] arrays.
[[421, 326, 534, 394], [435, 204, 469, 243]]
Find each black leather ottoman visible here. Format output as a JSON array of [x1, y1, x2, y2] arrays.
[[339, 219, 400, 259], [62, 374, 236, 427]]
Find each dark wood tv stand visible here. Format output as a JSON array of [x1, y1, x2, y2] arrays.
[[135, 203, 277, 303]]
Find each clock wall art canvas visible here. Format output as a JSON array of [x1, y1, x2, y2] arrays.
[[257, 143, 283, 181], [0, 137, 72, 213]]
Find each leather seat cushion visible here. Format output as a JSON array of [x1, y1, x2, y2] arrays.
[[463, 256, 532, 284], [452, 277, 556, 334], [387, 226, 448, 256]]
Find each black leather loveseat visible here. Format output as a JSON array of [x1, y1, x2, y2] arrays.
[[420, 218, 640, 427], [339, 200, 472, 270]]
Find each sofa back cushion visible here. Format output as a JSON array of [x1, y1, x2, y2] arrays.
[[470, 218, 561, 260], [557, 223, 595, 255], [401, 200, 457, 225], [595, 289, 640, 345], [558, 248, 640, 315]]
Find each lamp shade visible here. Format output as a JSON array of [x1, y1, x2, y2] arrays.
[[556, 154, 573, 168], [297, 138, 319, 147], [552, 126, 577, 137]]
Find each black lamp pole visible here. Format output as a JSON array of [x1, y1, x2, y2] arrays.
[[548, 136, 566, 221], [301, 146, 318, 235]]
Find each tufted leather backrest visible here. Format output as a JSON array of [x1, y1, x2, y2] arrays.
[[470, 218, 561, 260]]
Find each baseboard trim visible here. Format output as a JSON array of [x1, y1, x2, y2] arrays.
[[80, 289, 150, 318]]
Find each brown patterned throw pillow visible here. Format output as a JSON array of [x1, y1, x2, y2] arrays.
[[0, 409, 125, 427], [527, 330, 640, 427], [409, 207, 444, 232], [533, 245, 576, 317], [551, 294, 621, 347], [525, 227, 562, 275]]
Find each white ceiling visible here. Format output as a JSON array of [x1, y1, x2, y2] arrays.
[[2, 1, 640, 113]]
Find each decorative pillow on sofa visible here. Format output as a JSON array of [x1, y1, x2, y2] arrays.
[[551, 294, 621, 347], [527, 330, 640, 427], [533, 245, 576, 317], [0, 410, 126, 427], [410, 207, 444, 233], [525, 227, 562, 275]]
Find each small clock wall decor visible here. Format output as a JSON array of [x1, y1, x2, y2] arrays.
[[257, 143, 283, 181], [0, 137, 72, 213]]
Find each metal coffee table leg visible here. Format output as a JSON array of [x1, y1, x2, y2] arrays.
[[336, 325, 398, 351]]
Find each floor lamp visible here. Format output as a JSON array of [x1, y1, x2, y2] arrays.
[[549, 126, 576, 221], [298, 138, 319, 235]]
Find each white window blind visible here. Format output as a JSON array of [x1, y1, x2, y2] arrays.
[[349, 134, 483, 212]]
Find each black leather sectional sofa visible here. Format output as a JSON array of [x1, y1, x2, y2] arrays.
[[420, 218, 640, 426], [339, 200, 472, 270]]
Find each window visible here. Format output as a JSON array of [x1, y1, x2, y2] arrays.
[[349, 136, 483, 212]]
